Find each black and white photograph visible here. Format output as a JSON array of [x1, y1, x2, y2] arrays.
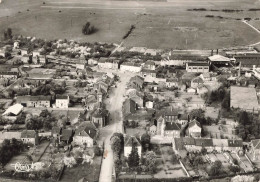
[[0, 0, 260, 182]]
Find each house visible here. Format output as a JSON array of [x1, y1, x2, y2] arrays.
[[163, 122, 181, 138], [128, 76, 144, 90], [98, 57, 119, 69], [129, 47, 147, 54], [82, 95, 98, 111], [20, 49, 28, 56], [91, 107, 109, 127], [59, 129, 73, 144], [250, 139, 260, 160], [143, 61, 156, 70], [128, 90, 144, 108], [124, 135, 142, 158], [73, 121, 98, 147], [21, 130, 39, 145], [2, 104, 23, 121], [233, 53, 260, 68], [200, 73, 211, 81], [120, 62, 142, 73], [149, 125, 157, 135], [145, 101, 153, 109], [186, 62, 209, 73], [123, 99, 137, 115], [161, 55, 204, 66], [55, 95, 69, 109], [52, 127, 61, 138], [173, 137, 242, 153], [16, 96, 51, 108], [191, 77, 204, 89], [141, 69, 157, 78], [208, 55, 230, 66], [166, 78, 178, 88], [188, 119, 201, 138], [177, 114, 189, 127], [144, 49, 162, 56], [32, 50, 40, 57], [0, 71, 19, 79]]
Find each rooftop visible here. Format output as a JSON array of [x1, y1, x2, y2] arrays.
[[208, 55, 230, 62]]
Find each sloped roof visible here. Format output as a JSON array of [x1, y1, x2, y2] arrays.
[[56, 95, 68, 100], [60, 129, 73, 141], [174, 138, 185, 150], [2, 104, 23, 116], [0, 132, 21, 140], [165, 122, 181, 131], [124, 135, 141, 147], [228, 139, 243, 147], [21, 130, 36, 138], [195, 138, 213, 147], [208, 55, 230, 62], [92, 108, 109, 118], [192, 77, 203, 84], [17, 95, 51, 102], [188, 119, 201, 129], [75, 121, 97, 139], [123, 99, 136, 114]]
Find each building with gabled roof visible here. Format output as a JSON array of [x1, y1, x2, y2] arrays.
[[59, 129, 73, 144], [208, 55, 230, 66], [17, 95, 51, 108], [91, 107, 109, 127], [188, 119, 201, 138], [55, 95, 69, 109], [186, 62, 209, 73], [124, 135, 142, 158], [73, 121, 98, 147], [21, 130, 39, 145]]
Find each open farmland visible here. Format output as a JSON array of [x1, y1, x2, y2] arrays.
[[0, 0, 260, 49]]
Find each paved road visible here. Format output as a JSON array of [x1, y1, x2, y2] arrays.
[[99, 68, 135, 182]]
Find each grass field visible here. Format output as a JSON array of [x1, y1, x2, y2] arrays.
[[0, 0, 260, 49]]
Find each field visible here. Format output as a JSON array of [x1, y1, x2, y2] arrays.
[[1, 0, 260, 49]]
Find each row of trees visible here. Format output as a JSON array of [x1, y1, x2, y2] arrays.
[[25, 109, 56, 131], [0, 139, 24, 166]]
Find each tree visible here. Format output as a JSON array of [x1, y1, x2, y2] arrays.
[[110, 136, 122, 155], [209, 160, 222, 176], [82, 22, 97, 35], [3, 28, 12, 40], [228, 165, 240, 173], [128, 141, 140, 168], [201, 147, 207, 155], [189, 109, 206, 124], [238, 111, 250, 126], [141, 133, 150, 151], [25, 116, 43, 130], [143, 151, 157, 173], [193, 156, 204, 167]]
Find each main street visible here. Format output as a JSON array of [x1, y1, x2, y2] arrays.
[[98, 68, 137, 182]]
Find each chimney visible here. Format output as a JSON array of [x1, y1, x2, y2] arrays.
[[211, 50, 213, 56], [238, 61, 241, 77], [216, 49, 219, 54]]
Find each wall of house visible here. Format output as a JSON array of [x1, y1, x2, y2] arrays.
[[27, 101, 50, 108], [186, 66, 209, 73], [56, 99, 69, 108], [124, 146, 142, 158], [73, 136, 93, 147], [22, 138, 35, 145], [120, 65, 141, 73]]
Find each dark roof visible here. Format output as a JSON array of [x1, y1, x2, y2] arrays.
[[75, 121, 97, 139], [0, 71, 18, 75], [17, 95, 51, 102], [124, 135, 141, 147], [60, 129, 73, 141], [192, 77, 203, 84], [165, 122, 181, 131], [169, 55, 206, 60], [187, 62, 209, 66], [141, 69, 157, 73], [174, 138, 185, 150], [188, 119, 201, 128], [52, 127, 61, 135], [195, 138, 213, 147], [92, 108, 109, 118], [123, 99, 136, 115], [121, 62, 141, 67], [178, 114, 188, 120], [183, 137, 195, 145], [56, 95, 68, 100], [228, 139, 243, 147], [21, 130, 36, 138]]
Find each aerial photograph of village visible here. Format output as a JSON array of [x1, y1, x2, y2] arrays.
[[2, 0, 260, 182]]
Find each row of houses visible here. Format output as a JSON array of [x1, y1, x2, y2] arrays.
[[16, 95, 70, 108], [173, 137, 243, 153]]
